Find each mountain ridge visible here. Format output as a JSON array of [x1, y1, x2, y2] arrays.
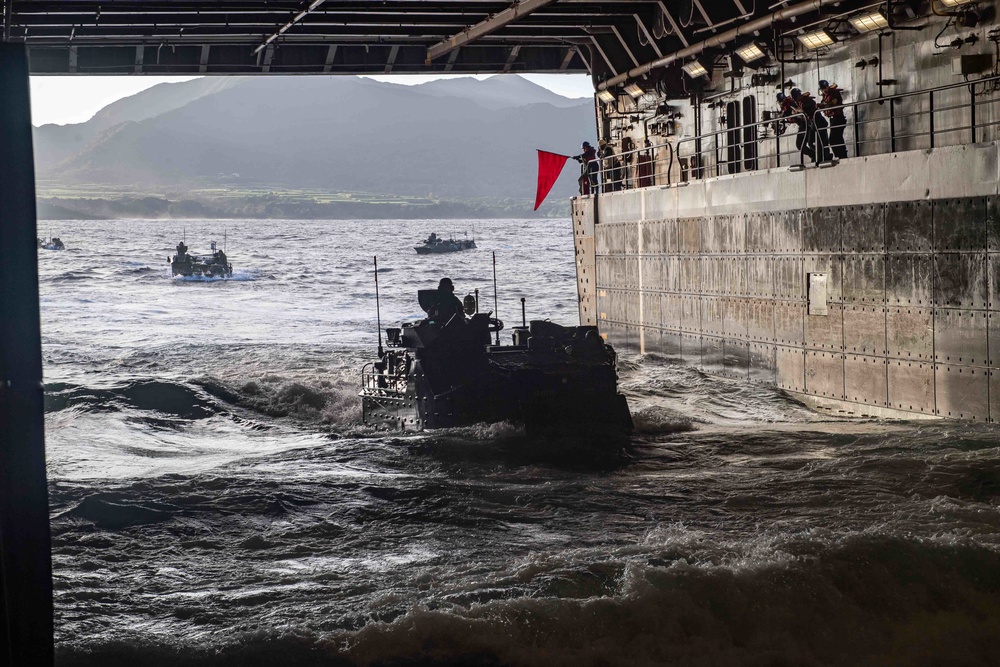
[[33, 74, 594, 218]]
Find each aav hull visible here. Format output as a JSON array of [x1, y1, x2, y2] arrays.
[[414, 235, 476, 255], [362, 311, 632, 437]]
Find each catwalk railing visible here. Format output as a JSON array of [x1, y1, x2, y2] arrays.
[[588, 73, 1000, 194]]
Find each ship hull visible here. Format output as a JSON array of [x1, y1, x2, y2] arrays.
[[171, 261, 232, 278], [574, 142, 1000, 422]]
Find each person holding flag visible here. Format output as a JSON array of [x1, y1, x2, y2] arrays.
[[532, 141, 600, 211], [573, 141, 599, 195]]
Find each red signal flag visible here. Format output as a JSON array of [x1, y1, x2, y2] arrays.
[[534, 149, 571, 210]]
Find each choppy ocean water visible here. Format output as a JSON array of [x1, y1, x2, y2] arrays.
[[40, 218, 1000, 666]]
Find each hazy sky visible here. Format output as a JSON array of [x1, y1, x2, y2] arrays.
[[28, 73, 594, 126]]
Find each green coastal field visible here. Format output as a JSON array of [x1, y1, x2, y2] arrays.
[[34, 183, 565, 220]]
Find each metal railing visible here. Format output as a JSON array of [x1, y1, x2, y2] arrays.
[[361, 362, 407, 396], [586, 73, 1000, 195]]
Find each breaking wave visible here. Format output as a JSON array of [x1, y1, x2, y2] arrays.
[[52, 533, 1000, 666], [45, 380, 220, 419], [198, 374, 361, 425]]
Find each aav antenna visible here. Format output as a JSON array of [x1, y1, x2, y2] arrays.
[[374, 256, 384, 358], [492, 251, 500, 346]]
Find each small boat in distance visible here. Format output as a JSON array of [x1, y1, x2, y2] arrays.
[[169, 240, 233, 278], [38, 237, 65, 250], [414, 232, 476, 255]]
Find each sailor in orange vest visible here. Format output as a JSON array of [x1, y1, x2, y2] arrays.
[[819, 80, 848, 160], [778, 90, 812, 162], [796, 89, 831, 163]]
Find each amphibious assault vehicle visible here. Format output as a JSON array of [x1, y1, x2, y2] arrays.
[[38, 237, 65, 250], [414, 232, 476, 255], [361, 290, 633, 436], [170, 240, 232, 278]]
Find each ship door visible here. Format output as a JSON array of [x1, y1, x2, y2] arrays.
[[725, 101, 742, 174], [742, 95, 759, 171]]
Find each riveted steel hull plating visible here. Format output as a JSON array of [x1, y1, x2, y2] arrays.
[[576, 143, 1000, 422]]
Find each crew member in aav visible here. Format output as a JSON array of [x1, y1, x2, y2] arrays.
[[429, 277, 466, 323], [819, 80, 848, 160], [573, 141, 599, 195]]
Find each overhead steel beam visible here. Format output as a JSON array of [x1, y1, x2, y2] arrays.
[[384, 44, 399, 72], [656, 2, 689, 47], [610, 24, 639, 67], [691, 0, 715, 30], [13, 14, 633, 31], [199, 43, 210, 72], [589, 34, 617, 76], [560, 46, 577, 69], [634, 13, 663, 58], [443, 47, 461, 71], [599, 0, 842, 89], [253, 0, 326, 55], [260, 43, 274, 71], [322, 43, 337, 72], [426, 0, 560, 62], [502, 44, 521, 72]]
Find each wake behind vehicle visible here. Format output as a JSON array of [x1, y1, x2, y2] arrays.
[[170, 240, 232, 278], [414, 232, 476, 255], [361, 282, 633, 438]]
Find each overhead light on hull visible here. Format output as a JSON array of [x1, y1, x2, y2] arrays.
[[596, 89, 616, 104], [798, 29, 836, 50], [849, 11, 889, 33], [734, 43, 767, 63], [624, 83, 645, 98], [681, 60, 709, 78]]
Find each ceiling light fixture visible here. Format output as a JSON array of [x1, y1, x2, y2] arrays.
[[798, 29, 836, 50], [624, 82, 645, 98], [681, 60, 709, 78], [849, 11, 889, 33], [735, 43, 767, 62], [939, 0, 975, 6], [596, 89, 616, 104]]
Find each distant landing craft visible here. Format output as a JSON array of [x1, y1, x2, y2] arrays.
[[414, 232, 476, 255], [169, 240, 233, 278], [38, 237, 65, 250]]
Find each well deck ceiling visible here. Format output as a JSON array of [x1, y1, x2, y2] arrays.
[[3, 0, 849, 78]]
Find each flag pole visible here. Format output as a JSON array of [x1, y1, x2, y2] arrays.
[[374, 256, 384, 358]]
